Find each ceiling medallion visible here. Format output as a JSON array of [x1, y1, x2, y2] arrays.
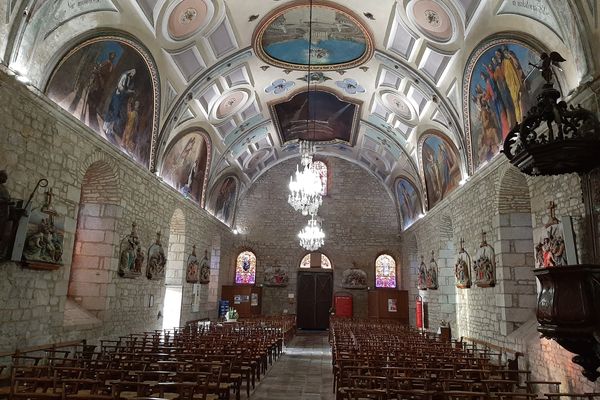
[[180, 8, 198, 24], [252, 1, 374, 71], [408, 0, 454, 43], [424, 10, 440, 27]]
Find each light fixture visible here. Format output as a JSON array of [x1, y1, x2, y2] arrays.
[[298, 215, 325, 251], [288, 141, 323, 216]]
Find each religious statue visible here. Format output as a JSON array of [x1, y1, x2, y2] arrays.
[[417, 256, 427, 290], [199, 249, 210, 284], [146, 231, 166, 280], [530, 51, 566, 84], [473, 231, 496, 287], [454, 238, 472, 289], [186, 245, 200, 284], [118, 223, 143, 278], [426, 250, 439, 290], [534, 201, 568, 268]]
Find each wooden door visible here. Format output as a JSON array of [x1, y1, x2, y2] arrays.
[[297, 271, 333, 330]]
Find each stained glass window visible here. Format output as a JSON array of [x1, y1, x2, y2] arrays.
[[312, 161, 328, 196], [375, 254, 396, 288], [300, 253, 332, 269], [235, 251, 256, 284]]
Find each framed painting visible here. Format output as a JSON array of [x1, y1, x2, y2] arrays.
[[253, 1, 373, 71], [45, 36, 159, 169], [419, 133, 461, 209], [464, 37, 547, 171], [395, 177, 422, 230], [160, 131, 210, 206], [271, 89, 359, 144]]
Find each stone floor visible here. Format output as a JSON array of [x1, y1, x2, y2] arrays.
[[249, 331, 335, 400]]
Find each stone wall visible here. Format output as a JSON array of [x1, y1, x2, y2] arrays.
[[234, 157, 400, 318], [0, 69, 234, 353]]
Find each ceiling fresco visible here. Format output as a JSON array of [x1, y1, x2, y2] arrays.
[[0, 0, 593, 231]]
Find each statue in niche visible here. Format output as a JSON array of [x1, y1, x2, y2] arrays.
[[417, 256, 427, 290], [534, 201, 568, 268], [341, 262, 367, 289], [473, 231, 496, 287], [454, 238, 472, 289], [118, 223, 143, 278], [264, 261, 289, 287], [186, 245, 199, 284], [199, 249, 210, 284], [426, 251, 439, 290], [22, 188, 65, 267], [146, 231, 167, 280]]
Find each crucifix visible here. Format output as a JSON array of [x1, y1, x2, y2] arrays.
[[545, 200, 560, 227], [480, 230, 487, 246], [459, 238, 465, 252]]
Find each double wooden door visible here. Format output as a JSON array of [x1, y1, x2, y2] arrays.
[[297, 271, 333, 330]]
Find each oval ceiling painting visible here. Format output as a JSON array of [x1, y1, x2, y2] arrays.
[[254, 2, 373, 70]]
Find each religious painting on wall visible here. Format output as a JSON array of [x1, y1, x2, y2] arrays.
[[420, 133, 461, 209], [254, 2, 373, 70], [118, 223, 143, 278], [212, 176, 237, 226], [395, 177, 422, 230], [473, 231, 496, 287], [264, 263, 289, 287], [375, 254, 397, 289], [160, 132, 210, 206], [199, 249, 210, 284], [146, 232, 166, 280], [465, 38, 546, 170], [454, 239, 472, 289], [341, 263, 367, 289], [186, 245, 200, 284], [45, 36, 158, 169], [271, 90, 359, 144], [235, 250, 256, 285], [533, 201, 569, 268], [426, 251, 439, 290]]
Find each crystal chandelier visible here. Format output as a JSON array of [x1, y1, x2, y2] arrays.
[[288, 141, 323, 216], [298, 215, 325, 251]]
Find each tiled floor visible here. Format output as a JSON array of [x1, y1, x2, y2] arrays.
[[249, 331, 334, 400]]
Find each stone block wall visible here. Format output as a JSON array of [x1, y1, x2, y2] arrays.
[[0, 70, 234, 353], [234, 157, 400, 318]]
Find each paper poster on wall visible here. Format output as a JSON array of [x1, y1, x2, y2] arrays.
[[234, 295, 242, 304], [241, 295, 250, 303], [388, 298, 397, 312], [251, 293, 258, 306]]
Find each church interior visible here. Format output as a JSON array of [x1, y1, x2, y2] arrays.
[[1, 0, 600, 398]]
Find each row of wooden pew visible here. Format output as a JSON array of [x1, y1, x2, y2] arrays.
[[329, 318, 599, 400], [0, 316, 296, 400]]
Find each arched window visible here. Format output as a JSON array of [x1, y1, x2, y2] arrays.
[[235, 251, 256, 284], [300, 252, 332, 269], [375, 254, 397, 288], [312, 160, 328, 196]]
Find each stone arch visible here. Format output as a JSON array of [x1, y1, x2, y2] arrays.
[[496, 165, 535, 335], [68, 160, 121, 320]]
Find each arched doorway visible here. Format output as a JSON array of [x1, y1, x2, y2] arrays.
[[162, 209, 186, 330], [297, 252, 333, 330]]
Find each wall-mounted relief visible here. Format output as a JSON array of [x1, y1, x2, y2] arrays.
[[426, 250, 439, 290], [473, 231, 496, 287], [454, 238, 472, 289], [118, 223, 144, 278], [417, 255, 427, 290], [534, 201, 570, 268], [186, 245, 200, 283], [19, 188, 65, 270], [341, 263, 367, 289], [199, 249, 210, 284], [264, 263, 289, 287], [146, 231, 167, 280]]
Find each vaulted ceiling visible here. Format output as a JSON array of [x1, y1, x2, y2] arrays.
[[0, 0, 593, 228]]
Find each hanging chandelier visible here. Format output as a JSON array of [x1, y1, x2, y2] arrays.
[[288, 141, 323, 216], [298, 215, 325, 251]]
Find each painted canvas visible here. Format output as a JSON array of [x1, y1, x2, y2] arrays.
[[272, 90, 358, 144], [466, 39, 544, 168], [213, 176, 237, 226], [161, 132, 209, 205], [421, 134, 461, 209], [255, 3, 372, 70], [395, 177, 422, 230], [46, 36, 157, 168]]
